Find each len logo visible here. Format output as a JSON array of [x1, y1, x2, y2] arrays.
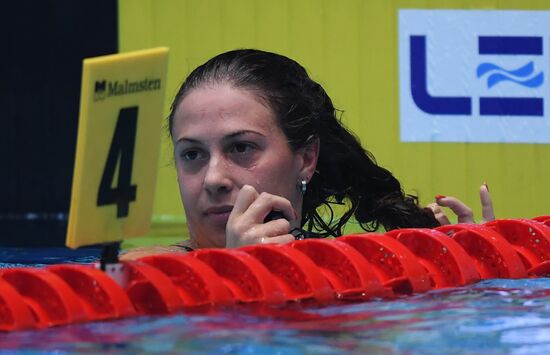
[[410, 35, 544, 116], [399, 10, 550, 143]]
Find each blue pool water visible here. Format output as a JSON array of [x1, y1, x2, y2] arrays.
[[2, 251, 550, 354]]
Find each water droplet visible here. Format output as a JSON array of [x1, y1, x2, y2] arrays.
[[442, 247, 448, 254]]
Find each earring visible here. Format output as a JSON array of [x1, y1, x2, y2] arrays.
[[300, 178, 307, 194]]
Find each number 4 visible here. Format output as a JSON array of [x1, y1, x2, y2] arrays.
[[97, 106, 138, 218]]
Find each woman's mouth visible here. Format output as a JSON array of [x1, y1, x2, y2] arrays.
[[204, 206, 233, 225]]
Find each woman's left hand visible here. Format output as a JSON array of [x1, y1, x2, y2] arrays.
[[428, 183, 495, 225]]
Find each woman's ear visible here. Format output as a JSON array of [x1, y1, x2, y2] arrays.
[[298, 136, 320, 180]]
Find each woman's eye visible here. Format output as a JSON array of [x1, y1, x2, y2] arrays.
[[231, 142, 253, 154], [180, 149, 204, 161]]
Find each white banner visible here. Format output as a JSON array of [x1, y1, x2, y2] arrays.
[[399, 10, 550, 143]]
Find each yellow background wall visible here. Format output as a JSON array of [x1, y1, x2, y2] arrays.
[[119, 0, 550, 240]]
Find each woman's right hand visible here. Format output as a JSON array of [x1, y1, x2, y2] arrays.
[[225, 185, 297, 248]]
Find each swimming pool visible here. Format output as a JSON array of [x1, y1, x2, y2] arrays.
[[1, 274, 550, 354], [2, 219, 550, 353]]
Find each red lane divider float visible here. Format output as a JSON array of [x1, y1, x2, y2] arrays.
[[240, 244, 334, 303], [289, 239, 390, 300], [533, 215, 550, 227], [123, 261, 185, 315], [1, 217, 550, 332], [338, 233, 431, 295], [191, 249, 286, 304], [436, 224, 527, 279], [385, 228, 480, 288], [48, 264, 136, 320], [0, 268, 88, 328], [0, 278, 36, 331], [485, 219, 550, 276], [139, 253, 234, 309]]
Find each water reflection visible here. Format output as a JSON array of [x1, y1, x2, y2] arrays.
[[2, 276, 550, 353]]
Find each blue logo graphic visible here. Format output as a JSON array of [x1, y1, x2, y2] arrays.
[[410, 35, 471, 115], [476, 62, 544, 89], [410, 35, 544, 116]]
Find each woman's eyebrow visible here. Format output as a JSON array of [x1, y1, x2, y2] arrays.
[[224, 130, 266, 140], [175, 137, 202, 145], [175, 130, 266, 146]]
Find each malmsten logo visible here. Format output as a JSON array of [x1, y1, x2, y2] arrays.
[[94, 78, 161, 101]]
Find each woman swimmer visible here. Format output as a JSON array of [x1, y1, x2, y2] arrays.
[[123, 49, 494, 257]]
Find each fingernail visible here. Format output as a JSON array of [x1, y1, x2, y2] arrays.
[[483, 182, 489, 192], [435, 195, 446, 200]]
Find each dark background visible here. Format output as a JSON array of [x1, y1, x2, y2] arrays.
[[0, 1, 118, 247]]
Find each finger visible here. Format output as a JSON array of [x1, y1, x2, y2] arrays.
[[230, 185, 259, 219], [435, 196, 475, 223], [427, 202, 451, 225], [254, 218, 292, 238], [260, 234, 295, 245], [228, 204, 292, 247], [242, 218, 291, 245], [243, 192, 297, 223], [480, 183, 495, 223]]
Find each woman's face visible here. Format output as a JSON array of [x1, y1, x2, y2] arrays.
[[172, 83, 306, 248]]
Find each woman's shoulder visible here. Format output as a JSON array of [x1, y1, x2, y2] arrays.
[[119, 241, 193, 260]]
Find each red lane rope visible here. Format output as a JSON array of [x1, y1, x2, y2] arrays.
[[139, 253, 235, 308], [240, 244, 334, 303], [338, 233, 431, 295], [436, 224, 527, 279], [48, 264, 136, 320], [2, 217, 550, 332], [385, 228, 481, 288]]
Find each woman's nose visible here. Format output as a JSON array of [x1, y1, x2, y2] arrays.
[[203, 155, 232, 194]]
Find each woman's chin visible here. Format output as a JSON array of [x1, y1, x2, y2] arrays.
[[191, 228, 227, 249]]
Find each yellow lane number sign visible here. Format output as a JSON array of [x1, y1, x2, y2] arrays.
[[66, 48, 169, 248]]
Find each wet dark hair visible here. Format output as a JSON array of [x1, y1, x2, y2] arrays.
[[168, 49, 439, 237]]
